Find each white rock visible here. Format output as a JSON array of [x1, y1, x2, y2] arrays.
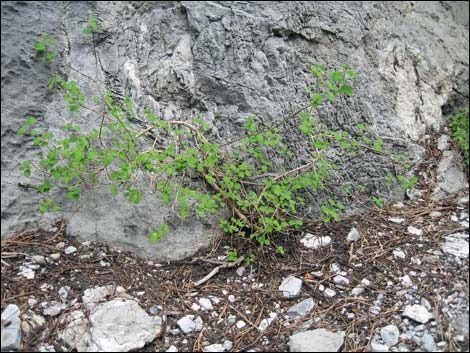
[[59, 286, 71, 301], [361, 278, 371, 286], [324, 288, 336, 297], [278, 276, 302, 297], [333, 275, 350, 286], [18, 266, 35, 279], [43, 302, 67, 317], [370, 337, 389, 352], [56, 242, 66, 248], [177, 316, 197, 334], [300, 233, 332, 249], [49, 253, 61, 260], [31, 255, 46, 264], [393, 249, 406, 260], [236, 320, 246, 329], [441, 234, 469, 258], [289, 328, 345, 352], [228, 295, 236, 303], [236, 266, 245, 276], [60, 310, 90, 350], [402, 305, 433, 323], [82, 285, 114, 304], [166, 345, 179, 352], [39, 344, 56, 352], [407, 226, 423, 236], [351, 287, 365, 296], [437, 135, 448, 151], [258, 316, 275, 331], [198, 298, 213, 310], [380, 325, 400, 347], [1, 304, 22, 351], [347, 313, 355, 319], [223, 340, 233, 351], [287, 298, 315, 318], [420, 333, 436, 352], [84, 300, 162, 352], [204, 344, 224, 352], [429, 211, 442, 218], [194, 316, 203, 331], [64, 246, 78, 254], [329, 263, 341, 273], [389, 217, 405, 224], [400, 275, 413, 287], [346, 227, 361, 242], [191, 303, 200, 311], [318, 284, 325, 291]]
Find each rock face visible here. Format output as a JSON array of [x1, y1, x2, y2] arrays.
[[1, 2, 468, 259]]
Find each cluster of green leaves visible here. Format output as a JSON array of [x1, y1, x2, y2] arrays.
[[450, 107, 469, 168], [19, 20, 417, 263], [34, 34, 57, 61]]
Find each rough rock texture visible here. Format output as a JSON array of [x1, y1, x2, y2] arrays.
[[289, 328, 345, 352], [1, 1, 468, 259]]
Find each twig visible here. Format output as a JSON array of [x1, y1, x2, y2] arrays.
[[193, 256, 245, 287]]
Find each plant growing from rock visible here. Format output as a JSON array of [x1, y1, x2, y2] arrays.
[[450, 107, 469, 169], [18, 19, 417, 260]]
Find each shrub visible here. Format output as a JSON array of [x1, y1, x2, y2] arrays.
[[18, 20, 416, 260]]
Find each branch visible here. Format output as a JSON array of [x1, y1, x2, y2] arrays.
[[193, 255, 245, 287]]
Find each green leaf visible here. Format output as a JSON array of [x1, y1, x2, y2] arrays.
[[27, 117, 37, 126], [326, 91, 336, 102], [330, 71, 344, 82], [70, 105, 80, 112], [339, 84, 353, 96], [34, 40, 46, 51], [18, 127, 27, 136], [46, 52, 57, 60]]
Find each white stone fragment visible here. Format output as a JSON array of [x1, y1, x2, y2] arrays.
[[198, 298, 213, 310], [64, 246, 78, 254], [380, 325, 400, 347], [402, 305, 433, 323], [278, 276, 302, 297], [389, 217, 405, 224], [407, 226, 423, 236], [346, 227, 361, 242], [300, 233, 332, 249], [289, 329, 345, 352]]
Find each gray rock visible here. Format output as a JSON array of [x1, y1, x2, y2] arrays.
[[279, 276, 302, 297], [300, 234, 331, 249], [289, 328, 345, 352], [429, 211, 442, 218], [1, 2, 468, 262], [437, 135, 449, 151], [198, 298, 213, 311], [166, 346, 179, 352], [31, 255, 46, 264], [432, 151, 467, 199], [452, 312, 469, 335], [346, 227, 360, 242], [287, 298, 315, 319], [402, 305, 433, 324], [420, 333, 437, 352], [333, 275, 350, 286], [258, 313, 277, 331], [370, 338, 389, 352], [49, 253, 61, 260], [380, 325, 400, 347], [441, 233, 469, 258], [177, 315, 203, 334], [59, 286, 71, 302], [85, 300, 163, 352], [1, 304, 22, 351], [351, 287, 365, 296], [227, 295, 236, 303]]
